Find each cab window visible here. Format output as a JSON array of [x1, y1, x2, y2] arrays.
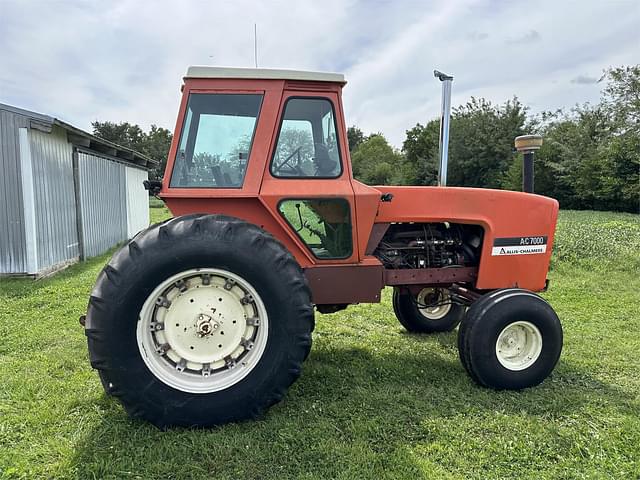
[[270, 98, 342, 178], [278, 199, 352, 258], [170, 93, 262, 188]]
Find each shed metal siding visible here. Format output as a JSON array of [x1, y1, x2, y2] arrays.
[[0, 109, 28, 274], [1, 102, 154, 275], [125, 166, 150, 238], [28, 127, 80, 270], [77, 151, 127, 258]]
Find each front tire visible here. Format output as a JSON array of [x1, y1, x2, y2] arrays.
[[85, 214, 314, 428], [393, 287, 465, 333], [458, 288, 562, 390]]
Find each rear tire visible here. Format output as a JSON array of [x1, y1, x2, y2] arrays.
[[85, 214, 314, 428], [393, 287, 465, 333], [458, 288, 562, 390]]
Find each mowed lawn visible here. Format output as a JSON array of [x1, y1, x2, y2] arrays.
[[0, 207, 639, 479]]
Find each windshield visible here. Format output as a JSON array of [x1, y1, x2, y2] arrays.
[[170, 93, 263, 188]]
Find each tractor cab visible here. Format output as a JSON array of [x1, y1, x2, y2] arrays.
[[161, 67, 378, 276], [163, 66, 350, 190]]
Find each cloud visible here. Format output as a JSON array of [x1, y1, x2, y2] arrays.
[[0, 0, 638, 148], [507, 30, 541, 44], [468, 31, 489, 41], [570, 75, 599, 85]]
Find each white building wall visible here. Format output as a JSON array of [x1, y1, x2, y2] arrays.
[[1, 110, 30, 274], [125, 166, 150, 238]]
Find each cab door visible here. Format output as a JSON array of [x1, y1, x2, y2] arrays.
[[259, 89, 357, 265]]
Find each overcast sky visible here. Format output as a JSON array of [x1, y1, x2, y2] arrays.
[[1, 0, 638, 147]]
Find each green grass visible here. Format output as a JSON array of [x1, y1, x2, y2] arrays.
[[1, 210, 638, 479], [149, 196, 166, 210]]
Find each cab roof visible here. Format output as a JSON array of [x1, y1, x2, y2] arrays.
[[185, 66, 346, 84]]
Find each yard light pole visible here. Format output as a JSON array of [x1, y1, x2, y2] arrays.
[[434, 70, 453, 187], [515, 134, 543, 193]]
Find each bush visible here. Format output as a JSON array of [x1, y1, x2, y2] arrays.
[[149, 196, 166, 209]]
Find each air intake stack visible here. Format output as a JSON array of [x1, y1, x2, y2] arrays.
[[515, 134, 543, 193]]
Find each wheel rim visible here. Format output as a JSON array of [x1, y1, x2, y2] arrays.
[[416, 288, 452, 320], [137, 268, 268, 393], [495, 321, 542, 371]]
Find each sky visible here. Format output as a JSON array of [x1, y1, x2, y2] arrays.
[[1, 0, 638, 147]]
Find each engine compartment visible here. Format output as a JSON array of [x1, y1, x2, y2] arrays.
[[373, 223, 484, 270]]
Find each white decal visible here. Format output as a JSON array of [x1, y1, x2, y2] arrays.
[[491, 245, 547, 256]]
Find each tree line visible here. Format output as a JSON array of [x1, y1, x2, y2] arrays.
[[93, 65, 638, 213], [349, 65, 639, 213]]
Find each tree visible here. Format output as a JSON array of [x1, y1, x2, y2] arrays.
[[273, 127, 315, 172], [142, 125, 173, 180], [347, 126, 366, 152], [402, 97, 528, 188], [502, 66, 639, 212], [402, 121, 440, 185], [601, 65, 640, 135], [92, 121, 172, 180], [597, 65, 640, 212], [502, 115, 584, 207], [351, 134, 404, 185], [447, 97, 528, 188], [91, 121, 145, 150]]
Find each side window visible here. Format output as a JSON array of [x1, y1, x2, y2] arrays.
[[278, 199, 352, 259], [271, 98, 342, 178], [170, 93, 262, 188]]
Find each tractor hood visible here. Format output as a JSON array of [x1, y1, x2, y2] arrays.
[[374, 186, 559, 291]]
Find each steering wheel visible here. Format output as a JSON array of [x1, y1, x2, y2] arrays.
[[273, 146, 305, 176]]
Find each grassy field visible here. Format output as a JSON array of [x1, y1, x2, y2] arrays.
[[1, 207, 638, 479]]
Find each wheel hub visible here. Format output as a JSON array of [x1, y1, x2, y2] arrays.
[[137, 268, 269, 393], [196, 314, 218, 337], [495, 321, 543, 371], [417, 288, 452, 320]]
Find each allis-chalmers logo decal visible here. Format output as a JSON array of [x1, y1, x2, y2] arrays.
[[491, 236, 548, 256]]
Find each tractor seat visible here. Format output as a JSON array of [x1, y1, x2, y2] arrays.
[[211, 165, 226, 186], [313, 143, 337, 176]]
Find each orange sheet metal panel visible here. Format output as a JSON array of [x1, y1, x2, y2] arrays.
[[304, 261, 384, 304], [374, 186, 559, 291], [352, 180, 382, 259]]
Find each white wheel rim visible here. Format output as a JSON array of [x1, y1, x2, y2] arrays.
[[137, 268, 268, 393], [417, 288, 452, 320], [495, 321, 543, 371]]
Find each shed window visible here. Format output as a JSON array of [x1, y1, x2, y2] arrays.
[[170, 93, 262, 188]]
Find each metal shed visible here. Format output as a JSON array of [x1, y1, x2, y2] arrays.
[[0, 103, 157, 277]]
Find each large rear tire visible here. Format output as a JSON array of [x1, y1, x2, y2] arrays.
[[458, 288, 562, 390], [85, 214, 314, 428], [393, 287, 465, 333]]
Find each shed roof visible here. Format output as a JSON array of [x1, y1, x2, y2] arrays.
[[0, 102, 158, 168], [185, 66, 346, 84]]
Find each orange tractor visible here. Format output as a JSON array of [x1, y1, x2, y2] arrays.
[[84, 67, 562, 428]]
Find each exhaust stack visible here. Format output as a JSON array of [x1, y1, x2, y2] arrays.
[[434, 70, 453, 187]]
